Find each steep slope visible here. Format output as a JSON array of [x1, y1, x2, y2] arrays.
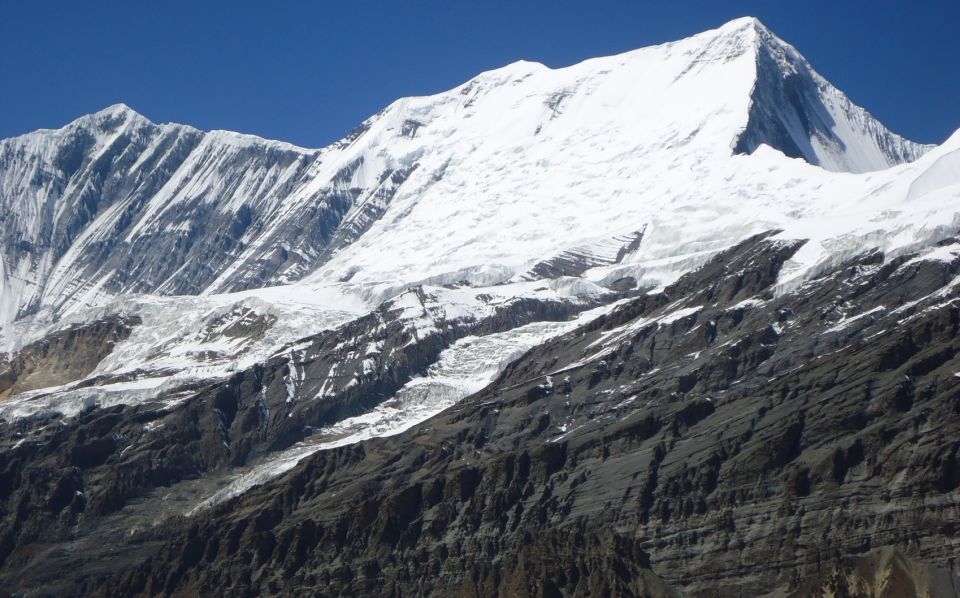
[[1, 105, 307, 319], [734, 19, 931, 172], [0, 104, 415, 334]]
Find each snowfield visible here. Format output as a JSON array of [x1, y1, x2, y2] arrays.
[[1, 16, 958, 442]]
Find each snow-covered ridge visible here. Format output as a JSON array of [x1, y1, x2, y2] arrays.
[[1, 16, 957, 361], [733, 18, 932, 173]]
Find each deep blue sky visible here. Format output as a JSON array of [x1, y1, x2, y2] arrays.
[[2, 0, 957, 147]]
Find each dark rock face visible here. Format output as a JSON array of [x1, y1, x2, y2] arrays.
[[450, 527, 678, 598], [525, 230, 645, 282], [3, 233, 960, 597], [789, 547, 960, 598]]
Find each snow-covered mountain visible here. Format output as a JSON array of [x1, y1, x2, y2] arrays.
[[0, 18, 943, 335], [0, 16, 957, 434], [4, 14, 959, 423], [2, 17, 960, 595]]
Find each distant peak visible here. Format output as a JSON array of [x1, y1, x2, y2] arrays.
[[96, 102, 139, 116], [711, 17, 796, 58], [73, 103, 151, 130], [721, 16, 763, 30], [712, 16, 772, 39]]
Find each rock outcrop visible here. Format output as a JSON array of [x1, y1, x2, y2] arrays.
[[0, 314, 139, 399]]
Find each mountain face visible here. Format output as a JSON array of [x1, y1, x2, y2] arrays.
[[1, 16, 959, 598], [0, 18, 936, 331], [734, 20, 931, 172], [0, 105, 392, 326]]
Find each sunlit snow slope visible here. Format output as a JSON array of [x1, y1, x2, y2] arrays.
[[1, 18, 943, 332], [306, 16, 942, 289], [1, 16, 957, 405]]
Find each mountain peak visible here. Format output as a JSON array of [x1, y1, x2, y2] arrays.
[[70, 102, 151, 133], [724, 19, 932, 172], [718, 15, 767, 34], [95, 102, 140, 117], [700, 16, 776, 50]]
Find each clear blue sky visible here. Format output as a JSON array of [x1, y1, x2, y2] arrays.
[[2, 0, 957, 147]]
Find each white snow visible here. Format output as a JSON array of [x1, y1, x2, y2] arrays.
[[3, 18, 957, 346], [824, 306, 887, 333], [895, 243, 960, 271]]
